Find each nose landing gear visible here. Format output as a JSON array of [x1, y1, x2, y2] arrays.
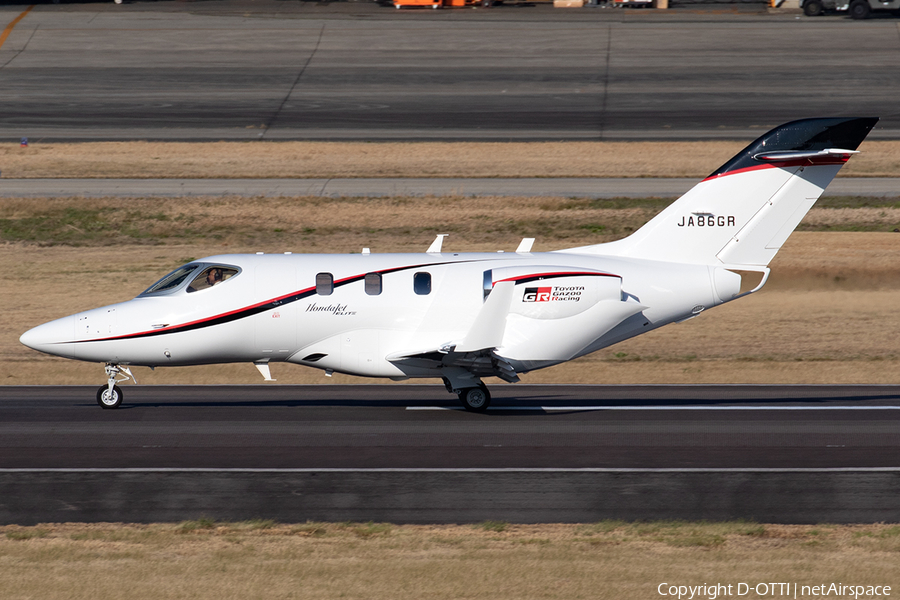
[[97, 364, 135, 409]]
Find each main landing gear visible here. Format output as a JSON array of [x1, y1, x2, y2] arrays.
[[458, 384, 491, 411], [444, 377, 492, 411], [97, 364, 135, 409]]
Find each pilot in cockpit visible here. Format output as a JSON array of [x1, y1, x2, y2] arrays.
[[187, 267, 228, 293], [206, 268, 223, 287]]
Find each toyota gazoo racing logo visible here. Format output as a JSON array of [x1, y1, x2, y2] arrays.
[[523, 287, 552, 303], [523, 286, 583, 303]]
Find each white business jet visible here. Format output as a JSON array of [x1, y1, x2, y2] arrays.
[[20, 117, 877, 411]]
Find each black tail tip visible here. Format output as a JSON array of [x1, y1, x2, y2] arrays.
[[710, 117, 879, 179]]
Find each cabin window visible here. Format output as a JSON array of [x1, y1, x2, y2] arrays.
[[364, 273, 382, 295], [186, 266, 239, 293], [413, 272, 431, 295], [316, 272, 333, 296]]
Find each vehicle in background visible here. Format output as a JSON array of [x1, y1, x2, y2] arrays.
[[803, 0, 900, 18], [610, 0, 655, 6], [394, 0, 493, 7]]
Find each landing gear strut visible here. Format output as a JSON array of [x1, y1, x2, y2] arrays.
[[96, 364, 135, 409], [457, 384, 491, 412], [442, 373, 492, 412]]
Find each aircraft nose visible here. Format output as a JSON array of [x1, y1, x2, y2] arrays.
[[20, 316, 76, 359]]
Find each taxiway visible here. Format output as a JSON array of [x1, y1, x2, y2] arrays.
[[1, 1, 898, 141]]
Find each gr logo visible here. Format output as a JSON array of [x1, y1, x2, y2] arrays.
[[523, 287, 552, 303]]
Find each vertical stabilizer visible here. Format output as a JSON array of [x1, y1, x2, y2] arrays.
[[566, 118, 878, 267]]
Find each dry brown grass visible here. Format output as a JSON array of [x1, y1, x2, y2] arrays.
[[1, 139, 897, 178], [0, 522, 897, 600], [1, 195, 898, 249], [0, 194, 664, 248], [2, 191, 897, 386]]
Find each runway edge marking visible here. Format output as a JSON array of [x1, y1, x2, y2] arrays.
[[408, 405, 900, 411]]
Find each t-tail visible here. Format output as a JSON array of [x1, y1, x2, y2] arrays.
[[566, 117, 878, 268]]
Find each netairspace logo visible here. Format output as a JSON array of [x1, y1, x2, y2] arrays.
[[658, 583, 892, 600]]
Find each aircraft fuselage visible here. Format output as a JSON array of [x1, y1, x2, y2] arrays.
[[21, 251, 735, 379]]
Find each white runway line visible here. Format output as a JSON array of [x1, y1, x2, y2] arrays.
[[3, 467, 900, 473], [407, 405, 900, 412]]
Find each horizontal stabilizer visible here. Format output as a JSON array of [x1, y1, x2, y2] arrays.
[[753, 148, 859, 162]]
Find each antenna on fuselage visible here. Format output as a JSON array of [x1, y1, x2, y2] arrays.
[[254, 361, 276, 382]]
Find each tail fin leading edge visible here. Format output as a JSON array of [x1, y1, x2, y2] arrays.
[[573, 117, 878, 267]]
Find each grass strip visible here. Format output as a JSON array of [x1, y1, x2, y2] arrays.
[[0, 522, 897, 600], [2, 140, 897, 178], [2, 195, 899, 248]]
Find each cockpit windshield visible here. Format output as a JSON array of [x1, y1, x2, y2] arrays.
[[141, 264, 201, 295], [139, 263, 240, 297]]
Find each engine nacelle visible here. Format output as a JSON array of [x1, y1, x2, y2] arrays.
[[487, 266, 645, 363]]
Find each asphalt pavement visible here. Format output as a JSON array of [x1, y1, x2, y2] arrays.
[[2, 0, 898, 524], [3, 384, 899, 469], [1, 1, 898, 141], [2, 384, 899, 523]]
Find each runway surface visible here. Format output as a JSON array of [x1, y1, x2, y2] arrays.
[[1, 1, 899, 141], [3, 384, 899, 469], [3, 384, 899, 523], [0, 176, 896, 198], [2, 0, 898, 523]]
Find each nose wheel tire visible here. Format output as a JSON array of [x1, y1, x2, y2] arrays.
[[97, 385, 123, 409], [458, 385, 491, 412]]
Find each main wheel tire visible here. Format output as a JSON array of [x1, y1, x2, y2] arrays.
[[849, 0, 869, 18], [458, 385, 491, 412], [97, 385, 123, 409], [803, 0, 823, 15]]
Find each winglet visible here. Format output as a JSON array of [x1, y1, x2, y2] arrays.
[[455, 280, 514, 352], [427, 234, 449, 253]]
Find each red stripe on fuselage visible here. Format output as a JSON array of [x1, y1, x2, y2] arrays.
[[495, 271, 619, 285], [80, 284, 320, 344]]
